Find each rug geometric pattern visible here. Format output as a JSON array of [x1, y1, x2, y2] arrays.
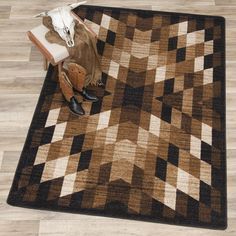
[[7, 5, 226, 229]]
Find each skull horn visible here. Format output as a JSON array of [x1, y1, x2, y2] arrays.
[[69, 1, 87, 9], [34, 11, 48, 18]]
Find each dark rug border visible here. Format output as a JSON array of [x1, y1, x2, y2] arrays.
[[7, 5, 227, 230], [78, 4, 226, 22]]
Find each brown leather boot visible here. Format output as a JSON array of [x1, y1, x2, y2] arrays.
[[67, 62, 99, 102], [59, 71, 74, 102], [59, 72, 85, 116], [67, 63, 86, 92]]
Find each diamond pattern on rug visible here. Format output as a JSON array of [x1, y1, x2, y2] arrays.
[[7, 5, 226, 229]]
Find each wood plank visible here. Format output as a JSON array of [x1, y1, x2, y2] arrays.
[[0, 220, 39, 236], [0, 0, 235, 235]]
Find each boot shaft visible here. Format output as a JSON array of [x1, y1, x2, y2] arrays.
[[59, 71, 74, 102], [67, 62, 86, 92]]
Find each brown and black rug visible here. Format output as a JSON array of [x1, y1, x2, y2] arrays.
[[8, 5, 226, 229]]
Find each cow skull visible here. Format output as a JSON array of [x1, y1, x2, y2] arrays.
[[35, 1, 87, 47]]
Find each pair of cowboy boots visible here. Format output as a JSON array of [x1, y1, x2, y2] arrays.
[[59, 63, 98, 115]]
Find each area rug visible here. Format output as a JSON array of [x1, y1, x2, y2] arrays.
[[8, 5, 226, 229]]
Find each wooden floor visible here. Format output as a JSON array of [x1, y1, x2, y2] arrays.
[[0, 0, 235, 235]]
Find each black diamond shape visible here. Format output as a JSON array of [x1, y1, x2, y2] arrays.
[[213, 65, 223, 82], [196, 19, 205, 30], [122, 84, 144, 108], [111, 10, 120, 20], [205, 27, 214, 41], [155, 157, 167, 181], [106, 30, 116, 46], [103, 90, 112, 96], [164, 78, 174, 95], [36, 180, 52, 202], [168, 36, 178, 51], [214, 38, 223, 53], [85, 9, 95, 21], [137, 11, 153, 19], [201, 141, 212, 164], [77, 149, 92, 171], [97, 40, 105, 55], [211, 166, 224, 189], [200, 181, 211, 206], [204, 54, 213, 69], [176, 47, 186, 63], [170, 15, 180, 25], [161, 104, 172, 123], [40, 125, 55, 145], [90, 99, 103, 115], [29, 163, 45, 184], [70, 191, 84, 208], [151, 198, 164, 217], [187, 196, 199, 221], [168, 143, 179, 166], [70, 134, 85, 155]]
